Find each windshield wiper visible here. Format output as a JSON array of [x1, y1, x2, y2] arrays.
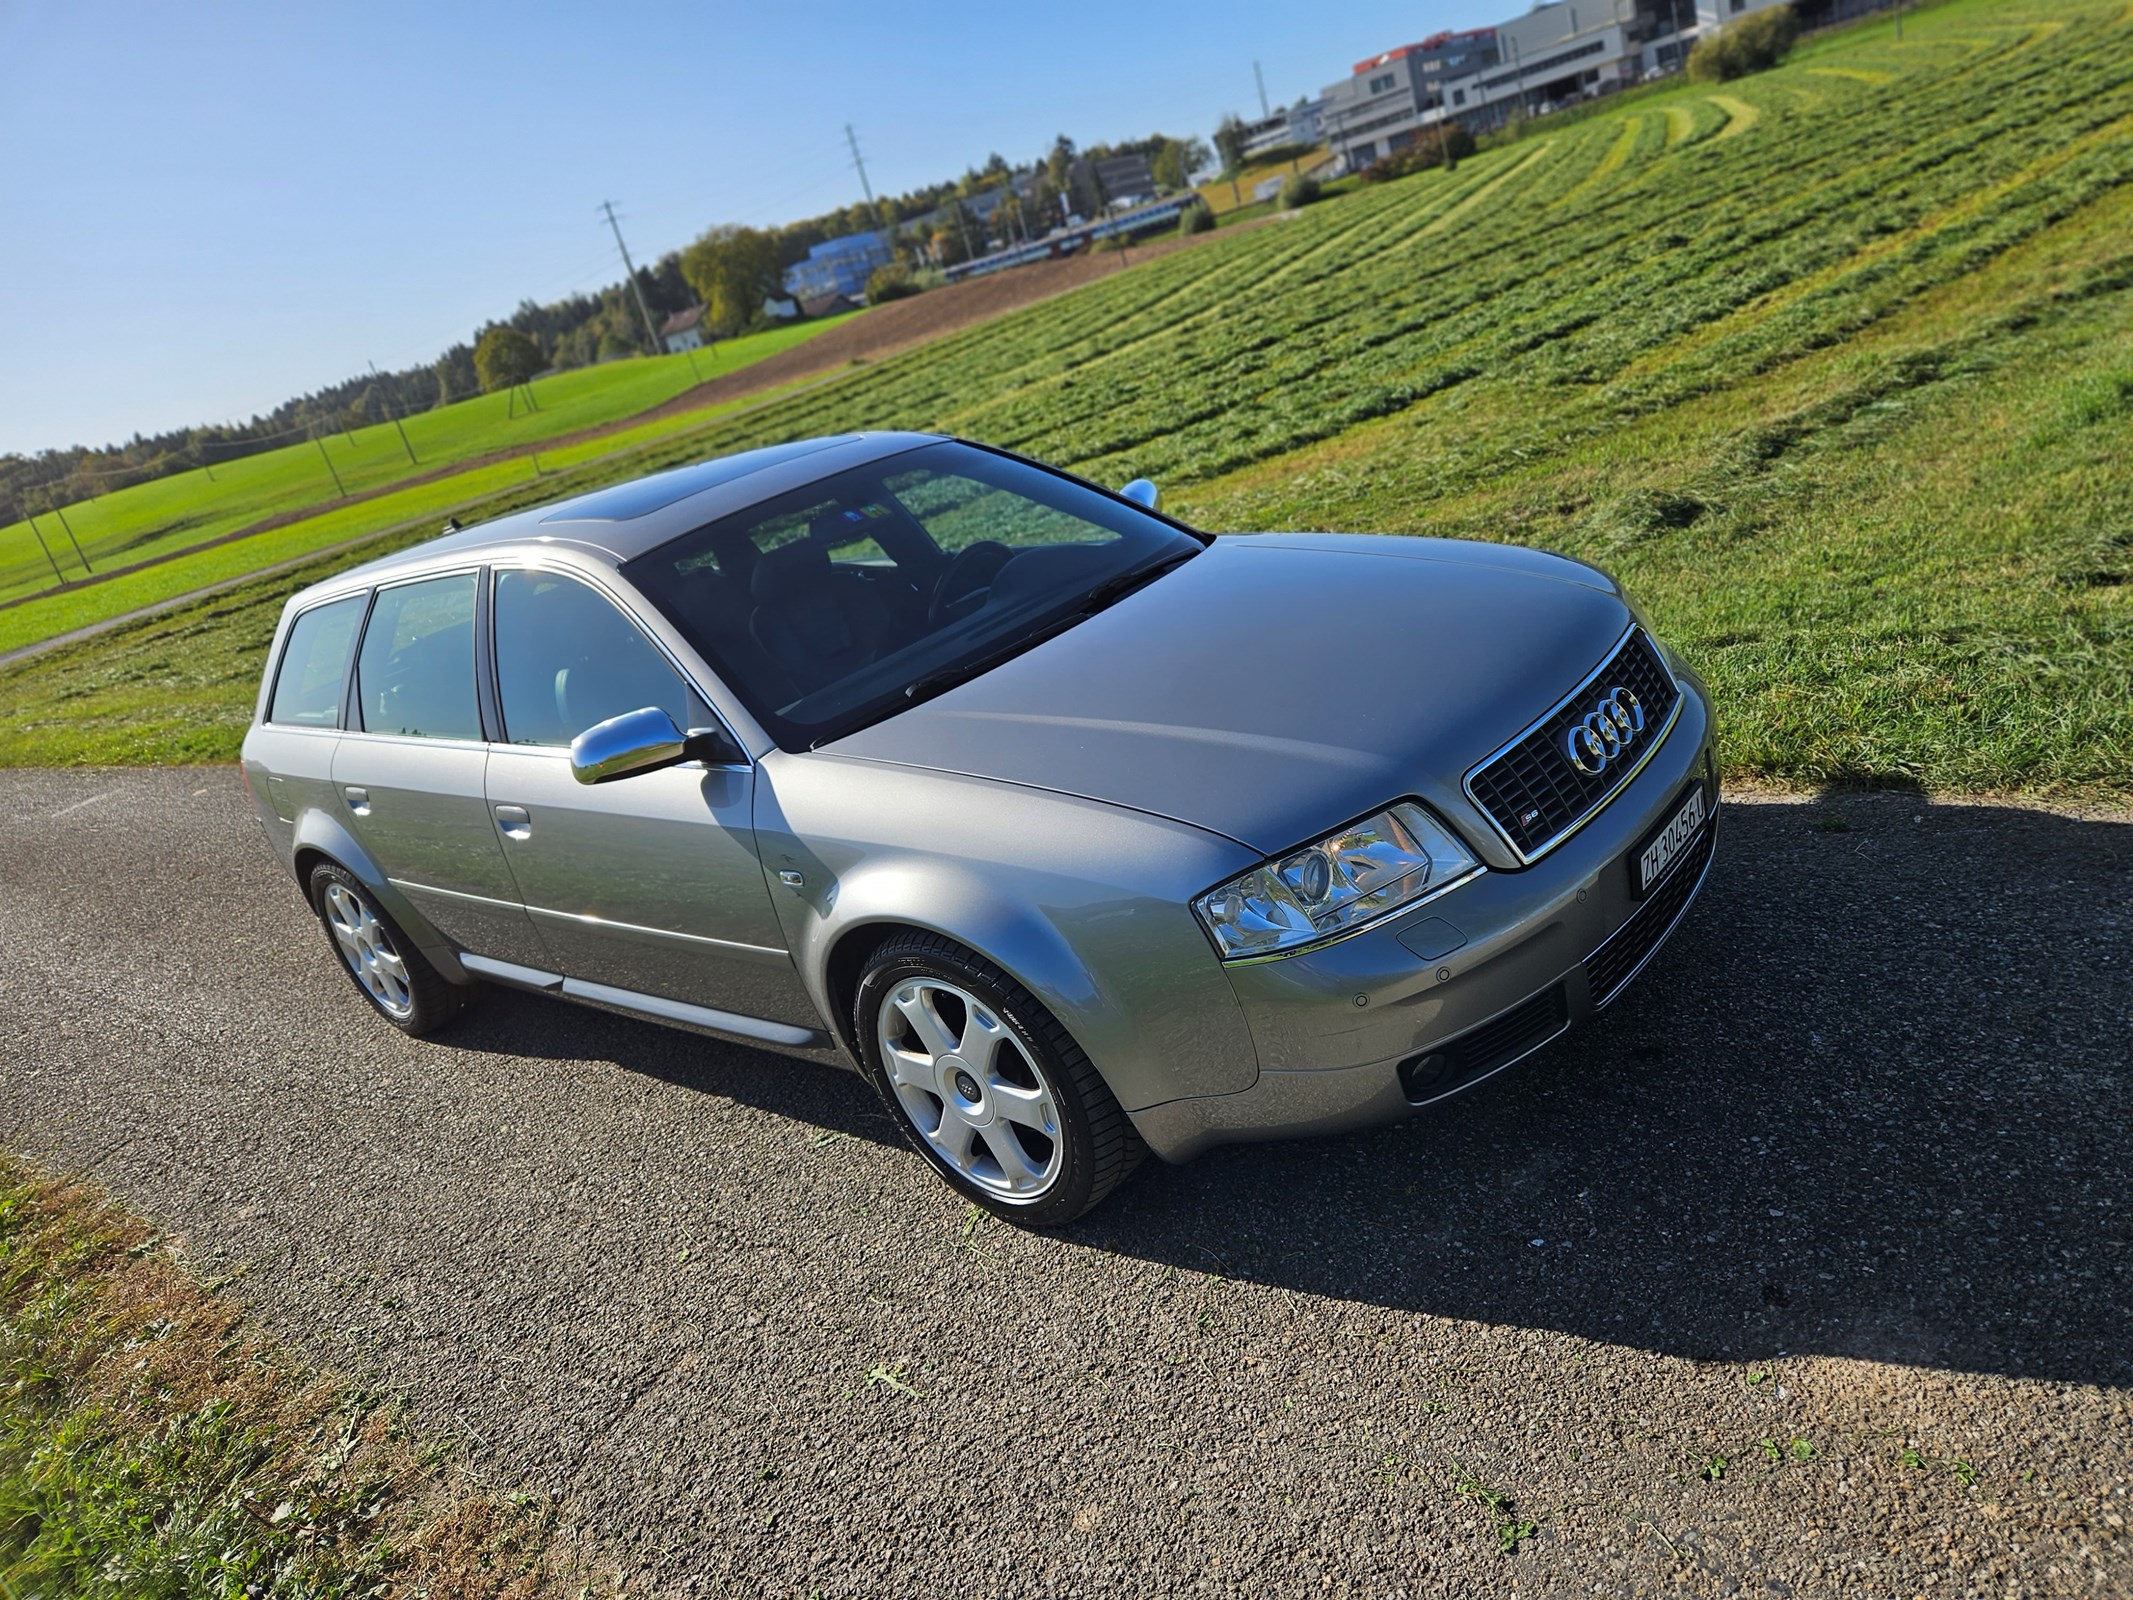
[[898, 548, 1199, 706], [1077, 547, 1198, 613]]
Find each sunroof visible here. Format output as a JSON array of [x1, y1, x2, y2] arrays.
[[538, 437, 854, 523]]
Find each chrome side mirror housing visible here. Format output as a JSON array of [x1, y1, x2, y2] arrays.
[[571, 706, 686, 785], [1120, 478, 1160, 510], [570, 706, 740, 785]]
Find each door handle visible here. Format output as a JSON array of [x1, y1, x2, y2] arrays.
[[493, 804, 532, 841], [342, 786, 371, 816]]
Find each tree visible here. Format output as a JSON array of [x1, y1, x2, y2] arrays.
[[1689, 4, 1800, 81], [680, 225, 784, 337], [1151, 136, 1210, 192], [473, 326, 544, 393], [1213, 113, 1249, 173]]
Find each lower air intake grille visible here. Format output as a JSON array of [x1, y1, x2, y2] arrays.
[[1585, 820, 1716, 1006], [1399, 983, 1570, 1105]]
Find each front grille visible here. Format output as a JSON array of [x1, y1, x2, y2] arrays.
[[1398, 983, 1569, 1104], [1585, 817, 1716, 1006], [1468, 629, 1680, 860]]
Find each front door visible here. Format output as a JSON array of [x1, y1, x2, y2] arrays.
[[332, 570, 544, 965], [482, 566, 817, 1027]]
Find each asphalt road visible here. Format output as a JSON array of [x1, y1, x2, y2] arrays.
[[2, 767, 2127, 1597]]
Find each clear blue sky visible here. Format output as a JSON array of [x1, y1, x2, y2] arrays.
[[0, 0, 1503, 457]]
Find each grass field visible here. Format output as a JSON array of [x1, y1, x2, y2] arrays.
[[1195, 147, 1330, 213], [0, 316, 852, 607], [0, 1154, 580, 1595], [3, 0, 2128, 795]]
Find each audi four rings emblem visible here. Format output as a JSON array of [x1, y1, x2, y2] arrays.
[[1563, 687, 1645, 775]]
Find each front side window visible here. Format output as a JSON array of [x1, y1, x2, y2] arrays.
[[493, 569, 692, 745], [355, 573, 481, 740], [625, 441, 1200, 749], [267, 593, 366, 727]]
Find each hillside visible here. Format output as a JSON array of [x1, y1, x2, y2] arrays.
[[4, 0, 2128, 793]]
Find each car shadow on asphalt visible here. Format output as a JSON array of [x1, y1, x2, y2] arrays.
[[443, 793, 2130, 1389], [1083, 795, 2133, 1390]]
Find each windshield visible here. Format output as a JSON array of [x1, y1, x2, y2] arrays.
[[623, 441, 1201, 748]]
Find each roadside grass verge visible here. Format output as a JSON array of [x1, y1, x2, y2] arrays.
[[0, 1150, 589, 1597], [0, 316, 853, 608]]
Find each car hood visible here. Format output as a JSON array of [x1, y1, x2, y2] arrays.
[[824, 534, 1634, 856]]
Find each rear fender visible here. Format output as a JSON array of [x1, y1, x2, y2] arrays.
[[290, 808, 472, 983]]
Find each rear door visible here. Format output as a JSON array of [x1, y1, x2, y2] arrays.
[[481, 565, 817, 1027], [329, 568, 545, 965]]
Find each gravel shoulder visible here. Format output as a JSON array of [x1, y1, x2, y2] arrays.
[[2, 769, 2127, 1596]]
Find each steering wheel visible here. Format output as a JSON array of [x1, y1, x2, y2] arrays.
[[927, 541, 1014, 627]]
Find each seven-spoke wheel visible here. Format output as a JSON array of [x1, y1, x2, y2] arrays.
[[323, 881, 413, 1018], [308, 862, 464, 1035], [854, 932, 1143, 1225], [878, 977, 1063, 1200]]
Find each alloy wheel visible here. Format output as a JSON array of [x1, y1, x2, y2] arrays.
[[322, 882, 414, 1019], [876, 978, 1063, 1200]]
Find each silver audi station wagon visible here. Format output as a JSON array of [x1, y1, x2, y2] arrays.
[[242, 434, 1718, 1224]]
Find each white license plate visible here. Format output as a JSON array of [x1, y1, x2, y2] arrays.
[[1635, 785, 1707, 895]]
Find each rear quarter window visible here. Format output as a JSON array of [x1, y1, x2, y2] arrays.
[[267, 594, 367, 727]]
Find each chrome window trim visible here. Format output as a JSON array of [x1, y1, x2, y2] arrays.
[[486, 558, 750, 768], [1460, 623, 1684, 867]]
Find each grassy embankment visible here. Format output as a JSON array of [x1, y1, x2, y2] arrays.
[[0, 316, 854, 626], [2, 0, 2127, 796], [0, 1153, 586, 1596]]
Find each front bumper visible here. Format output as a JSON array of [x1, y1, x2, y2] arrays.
[[1128, 674, 1718, 1162]]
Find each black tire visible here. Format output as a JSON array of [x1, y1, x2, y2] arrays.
[[852, 932, 1144, 1227], [308, 863, 465, 1037]]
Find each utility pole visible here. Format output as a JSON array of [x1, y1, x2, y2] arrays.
[[311, 428, 347, 498], [46, 496, 91, 572], [600, 200, 666, 358], [1254, 61, 1271, 118], [22, 509, 65, 584], [370, 361, 418, 466], [1893, 0, 1903, 42], [845, 124, 876, 206]]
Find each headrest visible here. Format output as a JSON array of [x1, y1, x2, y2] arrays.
[[751, 540, 832, 604]]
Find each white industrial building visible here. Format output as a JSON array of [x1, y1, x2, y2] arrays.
[[1323, 0, 1818, 172]]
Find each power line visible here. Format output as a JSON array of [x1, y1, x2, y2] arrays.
[[846, 123, 875, 207], [599, 200, 667, 357]]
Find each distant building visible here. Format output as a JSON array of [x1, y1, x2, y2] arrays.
[[783, 230, 894, 302], [1321, 28, 1501, 172], [1075, 151, 1159, 209], [1240, 97, 1327, 160], [658, 305, 707, 354]]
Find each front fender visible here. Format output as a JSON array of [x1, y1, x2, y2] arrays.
[[754, 753, 1261, 1110], [289, 807, 471, 983]]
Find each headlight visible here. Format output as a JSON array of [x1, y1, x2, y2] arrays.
[[1192, 802, 1482, 960]]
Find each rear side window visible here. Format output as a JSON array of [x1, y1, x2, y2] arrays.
[[355, 573, 481, 740], [267, 595, 366, 727]]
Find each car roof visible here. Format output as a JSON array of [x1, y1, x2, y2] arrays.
[[307, 431, 945, 601]]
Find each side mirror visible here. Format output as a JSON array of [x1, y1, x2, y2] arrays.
[[570, 707, 740, 785], [1120, 478, 1160, 510]]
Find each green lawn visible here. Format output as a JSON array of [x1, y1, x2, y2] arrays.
[[3, 0, 2127, 796], [0, 1154, 576, 1595], [0, 316, 853, 606]]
